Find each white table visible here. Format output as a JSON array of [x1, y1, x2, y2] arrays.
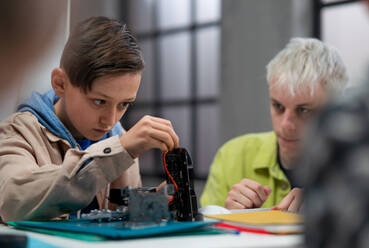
[[0, 224, 303, 248]]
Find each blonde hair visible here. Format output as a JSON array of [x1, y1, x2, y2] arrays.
[[266, 37, 348, 96]]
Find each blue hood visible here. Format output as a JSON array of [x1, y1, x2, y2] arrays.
[[17, 89, 122, 148]]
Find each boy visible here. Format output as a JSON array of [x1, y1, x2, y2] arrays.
[[0, 16, 179, 221]]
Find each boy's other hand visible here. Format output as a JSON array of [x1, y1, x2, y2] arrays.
[[271, 187, 303, 212], [120, 115, 179, 158], [156, 181, 174, 202], [225, 178, 272, 209], [156, 181, 167, 192]]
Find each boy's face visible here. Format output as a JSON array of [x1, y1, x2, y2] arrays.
[[56, 72, 141, 140], [269, 80, 328, 167]]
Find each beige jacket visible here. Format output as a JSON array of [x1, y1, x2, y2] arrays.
[[0, 111, 141, 221]]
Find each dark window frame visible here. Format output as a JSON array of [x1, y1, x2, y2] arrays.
[[313, 0, 362, 38]]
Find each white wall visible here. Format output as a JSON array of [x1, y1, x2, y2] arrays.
[[70, 0, 123, 30], [220, 0, 312, 143], [322, 2, 369, 87]]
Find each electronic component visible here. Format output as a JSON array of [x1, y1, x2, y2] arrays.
[[81, 209, 127, 222], [82, 187, 171, 223], [163, 148, 203, 221], [82, 147, 202, 224]]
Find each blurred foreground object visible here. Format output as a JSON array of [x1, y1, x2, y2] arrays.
[[0, 0, 64, 90]]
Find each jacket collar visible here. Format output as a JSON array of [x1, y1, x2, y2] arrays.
[[40, 124, 72, 148], [18, 89, 123, 149]]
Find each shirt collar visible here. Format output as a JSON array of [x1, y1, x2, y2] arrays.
[[252, 132, 289, 181], [252, 132, 278, 170]]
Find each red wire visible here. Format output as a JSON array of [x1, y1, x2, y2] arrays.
[[163, 151, 178, 205], [215, 223, 271, 235]]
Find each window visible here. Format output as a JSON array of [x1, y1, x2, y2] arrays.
[[121, 0, 221, 180], [314, 0, 369, 87]]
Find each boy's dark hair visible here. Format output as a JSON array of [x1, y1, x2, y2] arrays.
[[60, 16, 144, 92]]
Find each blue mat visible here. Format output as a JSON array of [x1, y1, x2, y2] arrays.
[[8, 220, 219, 241]]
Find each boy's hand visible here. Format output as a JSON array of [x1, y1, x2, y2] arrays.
[[120, 115, 179, 158], [225, 178, 272, 209], [271, 187, 303, 212]]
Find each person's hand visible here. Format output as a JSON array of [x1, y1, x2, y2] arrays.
[[271, 187, 303, 212], [120, 115, 179, 158], [156, 181, 167, 192], [225, 178, 272, 209], [156, 181, 174, 202]]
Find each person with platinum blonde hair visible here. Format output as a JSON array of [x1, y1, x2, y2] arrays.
[[267, 37, 348, 97], [201, 37, 348, 212]]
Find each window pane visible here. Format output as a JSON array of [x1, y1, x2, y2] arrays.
[[136, 40, 154, 102], [128, 0, 154, 34], [196, 27, 220, 98], [159, 32, 191, 100], [196, 104, 220, 178], [161, 106, 192, 155], [157, 0, 190, 30], [196, 0, 221, 23], [322, 2, 369, 86]]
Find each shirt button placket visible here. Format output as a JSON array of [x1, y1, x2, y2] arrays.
[[281, 183, 287, 190]]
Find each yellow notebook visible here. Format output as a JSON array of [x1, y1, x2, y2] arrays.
[[205, 210, 303, 234]]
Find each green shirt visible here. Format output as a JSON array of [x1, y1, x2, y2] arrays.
[[200, 131, 291, 208]]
